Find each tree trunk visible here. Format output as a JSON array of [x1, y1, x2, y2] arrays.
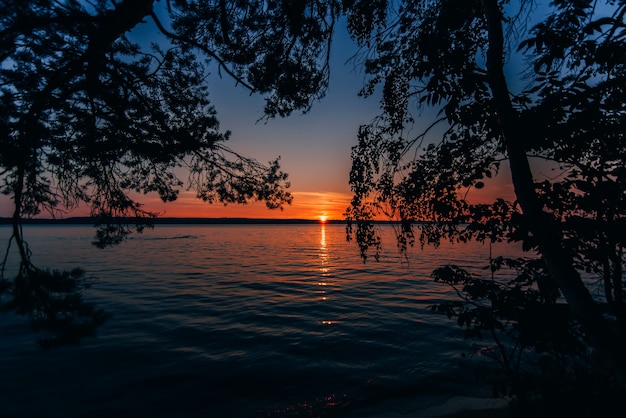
[[86, 0, 156, 91], [610, 247, 625, 329], [481, 0, 626, 380], [11, 165, 29, 268]]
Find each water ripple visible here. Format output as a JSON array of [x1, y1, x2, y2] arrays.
[[0, 223, 524, 417]]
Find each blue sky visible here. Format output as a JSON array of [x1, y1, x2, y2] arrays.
[[0, 13, 382, 220]]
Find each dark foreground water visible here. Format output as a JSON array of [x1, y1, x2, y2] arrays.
[[0, 224, 520, 417]]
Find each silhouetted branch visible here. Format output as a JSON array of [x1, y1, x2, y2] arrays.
[[150, 10, 255, 91]]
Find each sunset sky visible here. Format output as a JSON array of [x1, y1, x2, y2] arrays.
[[0, 21, 374, 221], [0, 15, 515, 221], [174, 23, 382, 220]]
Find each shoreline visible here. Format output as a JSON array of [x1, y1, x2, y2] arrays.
[[342, 395, 512, 418]]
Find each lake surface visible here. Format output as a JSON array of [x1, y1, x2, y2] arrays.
[[0, 224, 521, 417]]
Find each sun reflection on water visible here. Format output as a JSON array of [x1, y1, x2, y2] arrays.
[[318, 223, 330, 302], [319, 223, 329, 271], [316, 225, 337, 329]]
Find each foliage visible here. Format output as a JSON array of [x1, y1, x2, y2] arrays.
[[344, 0, 626, 404], [0, 0, 344, 345], [347, 0, 626, 303], [171, 0, 341, 117], [431, 258, 620, 416], [432, 258, 574, 366], [0, 263, 109, 349], [0, 0, 312, 243]]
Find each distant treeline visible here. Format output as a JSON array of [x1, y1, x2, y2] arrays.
[[0, 217, 352, 225]]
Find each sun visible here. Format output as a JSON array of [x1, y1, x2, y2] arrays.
[[318, 215, 328, 223]]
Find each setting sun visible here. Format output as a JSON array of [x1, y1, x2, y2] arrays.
[[319, 215, 328, 223]]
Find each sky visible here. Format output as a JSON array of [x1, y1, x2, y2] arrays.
[[147, 23, 383, 221], [0, 5, 516, 221], [0, 15, 382, 221]]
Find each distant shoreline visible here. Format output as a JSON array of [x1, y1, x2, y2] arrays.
[[0, 217, 354, 225]]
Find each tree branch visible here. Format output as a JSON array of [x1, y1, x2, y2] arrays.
[[149, 11, 255, 92]]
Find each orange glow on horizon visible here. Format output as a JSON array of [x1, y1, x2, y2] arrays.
[[0, 190, 354, 220], [0, 178, 516, 220], [141, 166, 514, 218], [140, 190, 352, 220]]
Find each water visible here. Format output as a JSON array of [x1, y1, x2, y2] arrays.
[[0, 224, 521, 417]]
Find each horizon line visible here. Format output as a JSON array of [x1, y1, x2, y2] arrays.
[[0, 216, 413, 225], [0, 216, 350, 225]]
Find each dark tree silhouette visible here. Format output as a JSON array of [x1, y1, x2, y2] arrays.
[[0, 0, 341, 345], [2, 3, 625, 411], [345, 0, 626, 401]]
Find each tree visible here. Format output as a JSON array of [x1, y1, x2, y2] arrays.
[[345, 0, 626, 398], [0, 0, 341, 345]]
